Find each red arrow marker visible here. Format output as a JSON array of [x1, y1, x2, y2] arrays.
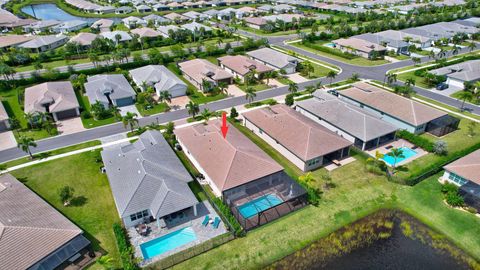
[[221, 111, 228, 139]]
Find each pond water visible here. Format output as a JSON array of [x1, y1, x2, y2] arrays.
[[268, 211, 477, 270], [21, 4, 120, 23]]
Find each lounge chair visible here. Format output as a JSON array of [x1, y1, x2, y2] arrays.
[[202, 215, 210, 226], [213, 217, 221, 229]]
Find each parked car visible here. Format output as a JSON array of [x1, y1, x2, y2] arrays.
[[436, 83, 448, 90]]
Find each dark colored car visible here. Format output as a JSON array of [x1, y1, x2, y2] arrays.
[[436, 83, 448, 90]]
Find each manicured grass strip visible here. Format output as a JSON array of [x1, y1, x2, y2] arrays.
[[0, 140, 100, 169]]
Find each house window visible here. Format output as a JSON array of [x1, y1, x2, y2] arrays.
[[259, 128, 263, 134], [130, 210, 149, 221], [448, 173, 468, 186]]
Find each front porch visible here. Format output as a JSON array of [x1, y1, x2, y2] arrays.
[[128, 201, 228, 266]]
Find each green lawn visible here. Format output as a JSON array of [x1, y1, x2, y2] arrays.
[[236, 82, 270, 92], [396, 69, 432, 89], [292, 42, 390, 66], [135, 102, 169, 117], [0, 88, 57, 140], [10, 150, 121, 269], [14, 58, 92, 73], [0, 140, 100, 168], [450, 91, 480, 105], [170, 121, 480, 270], [75, 92, 118, 128]]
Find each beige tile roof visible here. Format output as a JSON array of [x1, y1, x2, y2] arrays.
[[0, 174, 83, 270], [218, 55, 273, 76], [174, 120, 283, 192], [0, 35, 34, 48], [131, 27, 162, 38], [69, 32, 99, 46], [339, 82, 446, 126], [164, 12, 189, 21], [178, 59, 233, 84], [24, 81, 79, 114], [444, 150, 480, 185], [243, 104, 352, 161], [244, 17, 267, 26], [333, 37, 386, 53]]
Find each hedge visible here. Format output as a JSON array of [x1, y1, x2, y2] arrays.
[[212, 197, 244, 236], [113, 223, 139, 270], [396, 130, 434, 152]]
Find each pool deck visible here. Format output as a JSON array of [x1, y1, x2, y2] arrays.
[[128, 200, 228, 267], [365, 139, 428, 167]]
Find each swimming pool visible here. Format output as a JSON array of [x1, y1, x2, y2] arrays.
[[140, 227, 197, 260], [382, 147, 418, 166], [238, 194, 283, 219], [324, 42, 336, 48]]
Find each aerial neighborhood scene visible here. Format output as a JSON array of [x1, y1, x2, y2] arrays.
[[1, 0, 480, 269]]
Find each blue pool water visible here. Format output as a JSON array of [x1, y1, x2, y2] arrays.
[[325, 42, 336, 48], [140, 227, 197, 260], [21, 4, 121, 23], [238, 194, 283, 219], [382, 147, 418, 166]]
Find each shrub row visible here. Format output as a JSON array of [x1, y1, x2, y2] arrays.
[[212, 197, 244, 236], [396, 130, 435, 152], [112, 223, 139, 270], [303, 42, 357, 60]]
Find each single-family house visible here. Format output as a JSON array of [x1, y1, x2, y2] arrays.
[[332, 37, 387, 59], [178, 59, 233, 91], [454, 17, 480, 28], [52, 20, 88, 33], [143, 14, 170, 26], [153, 3, 169, 11], [0, 35, 34, 51], [442, 149, 480, 211], [115, 6, 133, 14], [101, 130, 198, 228], [237, 6, 257, 16], [18, 35, 68, 52], [355, 33, 409, 55], [164, 12, 189, 22], [183, 11, 208, 21], [84, 74, 136, 108], [217, 8, 244, 20], [0, 102, 10, 131], [131, 27, 162, 38], [243, 104, 352, 171], [338, 82, 459, 136], [295, 90, 398, 150], [181, 22, 212, 33], [95, 5, 116, 14], [23, 20, 61, 33], [100, 31, 132, 44], [69, 32, 99, 49], [0, 173, 93, 269], [167, 2, 184, 9], [246, 48, 299, 74], [91, 18, 114, 32], [401, 27, 451, 44], [217, 55, 273, 82], [129, 65, 188, 97], [24, 81, 80, 121], [272, 4, 296, 14], [122, 16, 147, 29], [202, 9, 220, 19], [175, 120, 307, 230], [136, 4, 152, 13], [157, 25, 180, 38], [377, 29, 433, 49], [429, 60, 480, 88], [244, 17, 268, 30], [257, 4, 274, 13]]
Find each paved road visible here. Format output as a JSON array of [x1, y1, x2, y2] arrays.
[[2, 30, 479, 162]]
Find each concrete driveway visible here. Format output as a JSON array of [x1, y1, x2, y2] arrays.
[[56, 117, 85, 135], [0, 131, 16, 151], [286, 73, 309, 83], [227, 85, 245, 97], [169, 96, 190, 111], [119, 105, 141, 117], [264, 78, 285, 88]]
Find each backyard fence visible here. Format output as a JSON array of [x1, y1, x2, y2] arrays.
[[146, 232, 234, 270]]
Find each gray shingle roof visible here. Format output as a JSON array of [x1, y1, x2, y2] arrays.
[[355, 33, 409, 49], [129, 65, 187, 94], [0, 174, 87, 270], [181, 22, 212, 32], [101, 131, 198, 218], [296, 91, 398, 141], [19, 35, 67, 49], [84, 74, 136, 105], [430, 60, 480, 82], [247, 48, 300, 70]]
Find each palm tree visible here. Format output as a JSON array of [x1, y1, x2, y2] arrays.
[[159, 91, 172, 104], [386, 147, 405, 173], [412, 57, 421, 66], [437, 48, 447, 58], [386, 73, 397, 85], [405, 77, 416, 87], [428, 50, 436, 60], [467, 42, 477, 52], [305, 85, 316, 95], [97, 255, 114, 270], [298, 172, 315, 185], [8, 117, 21, 136], [17, 136, 37, 159], [200, 108, 212, 124], [263, 71, 275, 86], [316, 80, 323, 90], [288, 82, 298, 94], [457, 90, 473, 111], [452, 46, 460, 56], [350, 73, 359, 82], [245, 87, 256, 105], [217, 81, 228, 95], [327, 70, 337, 85], [122, 112, 139, 132], [186, 101, 200, 118]]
